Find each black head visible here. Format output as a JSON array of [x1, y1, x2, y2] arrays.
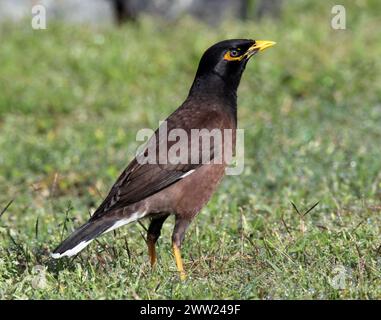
[[190, 39, 275, 98]]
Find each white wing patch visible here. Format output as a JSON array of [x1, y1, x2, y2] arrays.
[[180, 169, 196, 179], [103, 211, 147, 234]]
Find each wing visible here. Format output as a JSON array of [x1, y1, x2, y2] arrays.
[[91, 104, 228, 219]]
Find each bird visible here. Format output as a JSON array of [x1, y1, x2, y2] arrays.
[[51, 39, 276, 280]]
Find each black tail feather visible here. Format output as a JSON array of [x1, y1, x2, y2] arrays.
[[51, 219, 114, 258]]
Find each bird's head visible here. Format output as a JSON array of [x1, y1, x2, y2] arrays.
[[191, 39, 276, 97]]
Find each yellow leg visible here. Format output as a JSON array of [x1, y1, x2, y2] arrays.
[[148, 240, 156, 267], [173, 244, 186, 280]]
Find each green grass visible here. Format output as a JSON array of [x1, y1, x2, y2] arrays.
[[0, 0, 381, 299]]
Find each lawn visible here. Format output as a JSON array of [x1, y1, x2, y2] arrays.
[[0, 0, 380, 299]]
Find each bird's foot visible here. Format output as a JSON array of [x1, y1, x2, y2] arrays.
[[173, 244, 186, 281], [148, 239, 157, 267]]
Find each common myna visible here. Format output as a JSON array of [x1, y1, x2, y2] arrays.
[[52, 39, 275, 279]]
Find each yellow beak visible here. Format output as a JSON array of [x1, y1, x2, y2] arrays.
[[249, 40, 276, 52]]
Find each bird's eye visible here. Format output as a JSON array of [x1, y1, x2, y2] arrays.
[[230, 49, 240, 57], [223, 48, 242, 61]]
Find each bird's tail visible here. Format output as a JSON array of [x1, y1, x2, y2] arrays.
[[51, 219, 115, 259], [51, 210, 147, 259]]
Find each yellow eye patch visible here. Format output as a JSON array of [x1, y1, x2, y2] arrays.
[[223, 49, 244, 61]]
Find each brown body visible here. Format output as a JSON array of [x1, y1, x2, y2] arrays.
[[103, 96, 236, 249]]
